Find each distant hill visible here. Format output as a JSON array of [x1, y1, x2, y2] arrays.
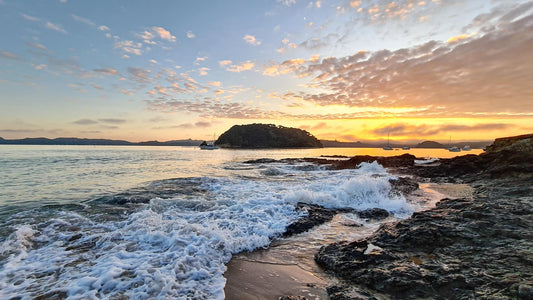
[[216, 124, 323, 148], [0, 137, 203, 146], [320, 140, 371, 148], [416, 141, 446, 148]]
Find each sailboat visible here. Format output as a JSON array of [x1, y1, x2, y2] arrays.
[[199, 134, 220, 150], [448, 137, 461, 152], [383, 131, 393, 150]]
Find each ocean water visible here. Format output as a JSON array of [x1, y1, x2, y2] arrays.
[[0, 145, 476, 299]]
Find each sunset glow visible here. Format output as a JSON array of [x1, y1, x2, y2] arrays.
[[1, 0, 532, 143]]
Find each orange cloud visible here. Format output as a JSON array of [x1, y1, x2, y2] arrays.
[[225, 61, 255, 72]]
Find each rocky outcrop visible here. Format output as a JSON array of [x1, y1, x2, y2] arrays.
[[485, 133, 533, 153], [335, 154, 416, 169], [283, 203, 338, 237], [315, 134, 533, 299]]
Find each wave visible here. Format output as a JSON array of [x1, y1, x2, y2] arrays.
[[0, 161, 413, 299]]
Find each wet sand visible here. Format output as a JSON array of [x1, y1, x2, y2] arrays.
[[224, 258, 328, 300]]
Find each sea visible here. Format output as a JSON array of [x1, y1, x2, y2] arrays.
[[0, 145, 482, 299]]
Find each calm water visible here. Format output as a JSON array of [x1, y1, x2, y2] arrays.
[[0, 145, 480, 299]]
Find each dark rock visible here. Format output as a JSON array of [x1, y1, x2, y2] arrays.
[[315, 135, 533, 299], [243, 158, 279, 164], [326, 285, 378, 300], [279, 296, 307, 300], [336, 154, 416, 169], [356, 208, 389, 220], [485, 133, 533, 153], [283, 203, 337, 237], [389, 176, 419, 196]]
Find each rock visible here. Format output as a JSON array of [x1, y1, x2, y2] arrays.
[[315, 137, 533, 299], [485, 133, 533, 153], [283, 203, 337, 237], [243, 158, 279, 164], [356, 208, 389, 220], [389, 176, 419, 196], [335, 154, 416, 169], [279, 296, 307, 300]]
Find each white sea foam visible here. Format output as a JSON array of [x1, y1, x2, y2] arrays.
[[0, 161, 414, 299], [415, 158, 440, 164]]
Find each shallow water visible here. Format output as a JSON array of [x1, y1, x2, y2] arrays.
[[0, 145, 475, 299]]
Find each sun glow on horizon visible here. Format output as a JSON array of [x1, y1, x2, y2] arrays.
[[0, 1, 532, 142]]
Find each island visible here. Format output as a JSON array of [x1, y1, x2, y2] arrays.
[[215, 123, 323, 148]]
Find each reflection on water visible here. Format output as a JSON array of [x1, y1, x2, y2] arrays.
[[0, 145, 481, 213]]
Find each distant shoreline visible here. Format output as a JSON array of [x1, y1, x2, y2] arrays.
[[0, 137, 491, 149]]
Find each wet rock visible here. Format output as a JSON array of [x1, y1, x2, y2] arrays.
[[315, 135, 533, 299], [485, 133, 533, 153], [283, 203, 337, 237], [326, 285, 378, 300], [355, 208, 389, 220], [335, 154, 416, 169], [389, 177, 419, 196], [244, 158, 279, 164], [279, 296, 307, 300]]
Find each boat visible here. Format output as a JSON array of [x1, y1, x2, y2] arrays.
[[199, 134, 220, 150], [462, 145, 471, 151], [448, 137, 461, 152], [448, 146, 461, 152], [402, 146, 411, 150], [199, 142, 219, 150], [382, 131, 393, 150]]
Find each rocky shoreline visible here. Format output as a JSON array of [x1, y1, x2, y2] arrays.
[[278, 134, 533, 299]]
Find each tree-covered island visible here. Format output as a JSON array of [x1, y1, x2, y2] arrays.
[[215, 124, 323, 148]]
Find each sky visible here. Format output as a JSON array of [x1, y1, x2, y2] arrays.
[[1, 0, 532, 143]]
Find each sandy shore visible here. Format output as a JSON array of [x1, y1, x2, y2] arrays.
[[224, 258, 328, 300], [223, 181, 473, 299]]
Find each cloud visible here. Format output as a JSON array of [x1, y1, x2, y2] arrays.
[[447, 33, 476, 43], [277, 0, 296, 7], [198, 67, 210, 76], [263, 56, 318, 77], [73, 119, 98, 125], [98, 118, 127, 124], [195, 121, 211, 128], [207, 81, 221, 87], [26, 42, 50, 53], [98, 25, 110, 31], [288, 5, 533, 118], [151, 26, 176, 42], [0, 49, 24, 61], [195, 56, 208, 65], [349, 1, 361, 8], [225, 60, 255, 72], [21, 13, 40, 22], [219, 60, 232, 67], [114, 40, 143, 55], [45, 21, 68, 34], [186, 31, 195, 38], [146, 97, 288, 119], [372, 123, 514, 137], [128, 67, 151, 83], [93, 68, 118, 75], [243, 34, 261, 46], [71, 14, 95, 26]]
